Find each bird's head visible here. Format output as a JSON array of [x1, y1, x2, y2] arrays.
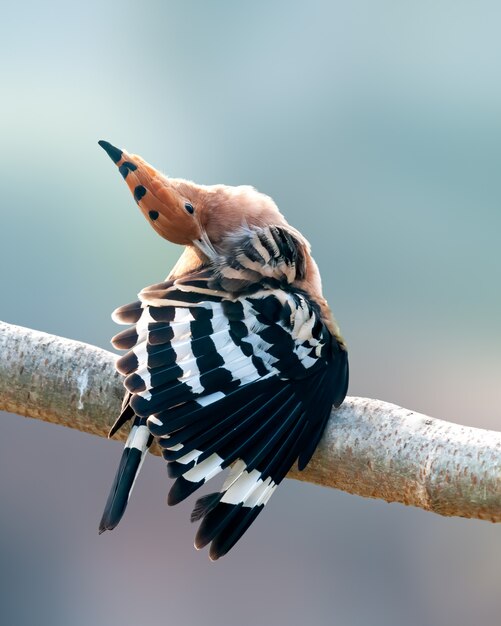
[[98, 140, 286, 259]]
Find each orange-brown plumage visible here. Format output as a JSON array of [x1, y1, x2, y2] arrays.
[[98, 139, 343, 336]]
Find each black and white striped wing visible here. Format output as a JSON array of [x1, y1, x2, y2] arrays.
[[111, 270, 348, 559]]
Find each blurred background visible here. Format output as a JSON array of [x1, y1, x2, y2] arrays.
[[1, 1, 500, 625]]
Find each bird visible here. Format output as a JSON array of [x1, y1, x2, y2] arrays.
[[97, 140, 349, 560]]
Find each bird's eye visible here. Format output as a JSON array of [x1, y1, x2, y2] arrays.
[[184, 202, 194, 214]]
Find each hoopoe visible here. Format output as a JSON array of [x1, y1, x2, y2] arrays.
[[98, 140, 349, 560]]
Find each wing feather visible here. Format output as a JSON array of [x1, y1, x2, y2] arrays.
[[110, 269, 348, 557]]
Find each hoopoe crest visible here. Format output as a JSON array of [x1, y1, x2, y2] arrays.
[[98, 140, 348, 560]]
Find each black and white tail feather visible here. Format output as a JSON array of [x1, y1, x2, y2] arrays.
[[99, 224, 348, 559], [99, 411, 153, 533]]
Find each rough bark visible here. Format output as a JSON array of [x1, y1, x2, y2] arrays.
[[1, 320, 500, 522]]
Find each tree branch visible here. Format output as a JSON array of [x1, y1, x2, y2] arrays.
[[1, 320, 500, 522]]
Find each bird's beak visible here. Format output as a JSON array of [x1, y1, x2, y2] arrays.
[[98, 140, 202, 245]]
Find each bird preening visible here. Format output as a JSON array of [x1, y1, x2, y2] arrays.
[[97, 140, 349, 560]]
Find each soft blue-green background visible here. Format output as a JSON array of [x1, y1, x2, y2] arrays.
[[1, 2, 500, 625]]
